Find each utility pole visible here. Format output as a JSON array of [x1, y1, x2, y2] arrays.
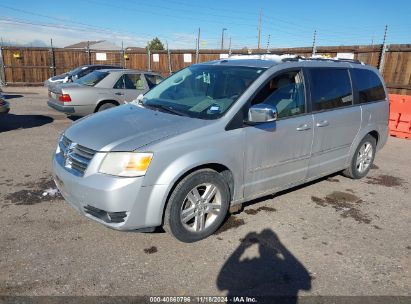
[[228, 36, 232, 56], [257, 9, 262, 50], [221, 28, 227, 50], [311, 30, 317, 57], [379, 25, 388, 72], [266, 34, 271, 53], [196, 27, 200, 63]]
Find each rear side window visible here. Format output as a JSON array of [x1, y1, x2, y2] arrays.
[[114, 74, 144, 90], [352, 69, 386, 103], [308, 68, 353, 111]]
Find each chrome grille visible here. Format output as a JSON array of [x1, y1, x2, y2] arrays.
[[57, 135, 96, 176]]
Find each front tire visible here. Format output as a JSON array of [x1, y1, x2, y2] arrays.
[[164, 169, 230, 243], [343, 134, 376, 179]]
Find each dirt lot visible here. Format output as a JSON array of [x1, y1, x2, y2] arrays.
[[0, 87, 410, 298]]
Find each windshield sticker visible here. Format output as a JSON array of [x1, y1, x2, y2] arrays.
[[210, 105, 220, 112], [342, 95, 353, 103]]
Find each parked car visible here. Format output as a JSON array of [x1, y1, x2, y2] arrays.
[[47, 69, 163, 116], [44, 64, 123, 87], [52, 57, 388, 242], [0, 90, 10, 114]]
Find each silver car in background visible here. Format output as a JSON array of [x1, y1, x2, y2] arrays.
[[47, 69, 163, 116], [44, 64, 123, 87], [52, 57, 389, 242]]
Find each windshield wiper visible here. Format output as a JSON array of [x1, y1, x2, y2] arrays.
[[145, 103, 188, 117]]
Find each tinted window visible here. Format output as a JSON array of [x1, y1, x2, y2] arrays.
[[352, 69, 386, 103], [145, 74, 164, 89], [67, 66, 87, 76], [77, 68, 92, 78], [74, 71, 108, 86], [251, 70, 306, 119], [309, 68, 353, 111]]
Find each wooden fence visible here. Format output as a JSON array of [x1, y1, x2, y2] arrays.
[[0, 44, 410, 95]]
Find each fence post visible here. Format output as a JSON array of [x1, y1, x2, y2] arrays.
[[50, 38, 56, 77], [121, 41, 125, 68], [167, 49, 172, 75], [86, 41, 91, 65], [311, 30, 317, 57], [147, 48, 151, 71], [379, 44, 388, 73], [0, 40, 5, 85]]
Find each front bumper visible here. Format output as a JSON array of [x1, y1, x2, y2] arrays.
[[52, 155, 169, 230]]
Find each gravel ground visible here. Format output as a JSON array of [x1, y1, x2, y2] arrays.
[[0, 87, 410, 298]]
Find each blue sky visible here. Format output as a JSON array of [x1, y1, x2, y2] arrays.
[[0, 0, 410, 49]]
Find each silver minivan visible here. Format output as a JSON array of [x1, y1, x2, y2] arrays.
[[52, 57, 389, 242]]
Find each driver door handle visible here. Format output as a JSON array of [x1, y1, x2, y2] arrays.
[[115, 92, 124, 96], [296, 123, 311, 131], [316, 120, 329, 127]]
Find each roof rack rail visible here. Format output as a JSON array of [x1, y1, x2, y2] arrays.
[[281, 56, 362, 64]]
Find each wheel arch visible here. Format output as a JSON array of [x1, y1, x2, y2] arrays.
[[345, 128, 380, 169], [95, 99, 120, 112], [160, 163, 234, 226], [368, 130, 379, 145]]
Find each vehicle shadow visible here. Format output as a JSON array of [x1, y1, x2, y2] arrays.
[[239, 172, 342, 212], [0, 114, 54, 132], [3, 94, 24, 99], [67, 115, 82, 122], [216, 229, 311, 302]]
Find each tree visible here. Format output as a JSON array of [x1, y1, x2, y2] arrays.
[[147, 37, 165, 51]]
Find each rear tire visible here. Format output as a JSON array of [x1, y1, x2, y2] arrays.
[[343, 134, 376, 179], [163, 169, 230, 243]]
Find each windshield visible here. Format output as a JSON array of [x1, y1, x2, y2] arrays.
[[75, 71, 108, 86], [142, 65, 265, 119]]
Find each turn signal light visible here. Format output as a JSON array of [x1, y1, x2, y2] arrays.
[[59, 94, 71, 102]]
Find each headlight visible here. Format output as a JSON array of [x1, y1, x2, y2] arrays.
[[99, 152, 153, 177]]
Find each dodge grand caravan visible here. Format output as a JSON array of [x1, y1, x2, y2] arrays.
[[52, 56, 389, 242]]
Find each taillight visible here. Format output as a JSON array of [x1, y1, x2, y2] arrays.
[[59, 94, 71, 102]]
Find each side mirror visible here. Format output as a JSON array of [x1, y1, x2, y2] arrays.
[[247, 104, 277, 123], [130, 93, 145, 105]]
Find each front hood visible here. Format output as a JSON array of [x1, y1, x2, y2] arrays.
[[64, 104, 209, 152]]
